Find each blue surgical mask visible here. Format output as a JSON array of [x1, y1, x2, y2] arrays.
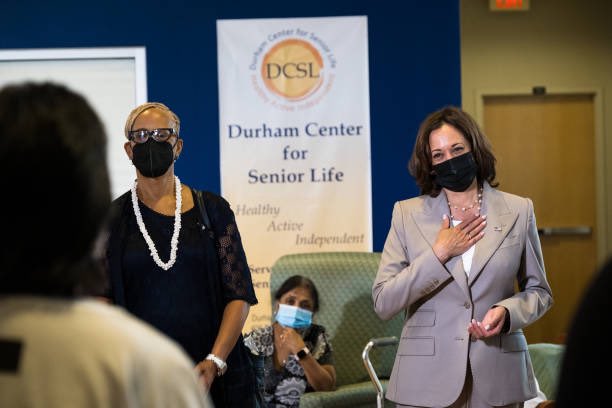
[[275, 304, 313, 329]]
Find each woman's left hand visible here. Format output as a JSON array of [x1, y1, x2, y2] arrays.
[[194, 359, 217, 390], [278, 325, 337, 391], [195, 300, 249, 390], [467, 306, 507, 339]]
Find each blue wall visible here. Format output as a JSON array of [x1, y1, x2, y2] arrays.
[[1, 1, 461, 251]]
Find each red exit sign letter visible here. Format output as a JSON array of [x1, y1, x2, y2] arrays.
[[490, 0, 530, 12]]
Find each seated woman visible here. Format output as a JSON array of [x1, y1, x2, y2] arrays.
[[244, 275, 336, 407]]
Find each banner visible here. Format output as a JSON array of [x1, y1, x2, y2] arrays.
[[217, 16, 371, 331]]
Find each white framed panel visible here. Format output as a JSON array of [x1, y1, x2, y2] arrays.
[[0, 47, 147, 198]]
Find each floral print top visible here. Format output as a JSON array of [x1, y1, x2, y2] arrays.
[[244, 324, 334, 408]]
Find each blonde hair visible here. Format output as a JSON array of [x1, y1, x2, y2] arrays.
[[123, 102, 181, 139]]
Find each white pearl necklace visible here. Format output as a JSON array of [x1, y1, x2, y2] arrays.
[[449, 187, 483, 221], [131, 176, 182, 271]]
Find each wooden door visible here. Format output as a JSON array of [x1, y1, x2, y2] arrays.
[[483, 94, 597, 344]]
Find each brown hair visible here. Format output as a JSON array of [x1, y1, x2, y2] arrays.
[[408, 106, 498, 196]]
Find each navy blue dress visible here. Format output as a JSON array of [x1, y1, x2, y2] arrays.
[[106, 188, 258, 407], [122, 204, 216, 362]]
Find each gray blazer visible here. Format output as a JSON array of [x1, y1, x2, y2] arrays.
[[372, 183, 553, 407]]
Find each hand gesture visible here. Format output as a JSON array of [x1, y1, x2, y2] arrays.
[[468, 306, 508, 340], [278, 326, 306, 354], [433, 213, 487, 263]]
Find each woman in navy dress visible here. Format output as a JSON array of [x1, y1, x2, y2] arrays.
[[106, 102, 258, 407]]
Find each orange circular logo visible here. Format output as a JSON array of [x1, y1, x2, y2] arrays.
[[261, 39, 324, 101]]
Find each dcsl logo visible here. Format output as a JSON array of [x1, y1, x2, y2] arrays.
[[261, 39, 323, 101]]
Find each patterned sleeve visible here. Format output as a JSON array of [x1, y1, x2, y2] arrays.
[[309, 325, 334, 366], [204, 192, 258, 305]]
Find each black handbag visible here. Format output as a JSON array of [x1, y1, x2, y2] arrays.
[[194, 190, 264, 408]]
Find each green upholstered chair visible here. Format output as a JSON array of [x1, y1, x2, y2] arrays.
[[270, 252, 404, 408], [527, 343, 565, 399]]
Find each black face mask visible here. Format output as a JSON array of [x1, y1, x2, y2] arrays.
[[432, 152, 478, 192], [131, 139, 175, 178]]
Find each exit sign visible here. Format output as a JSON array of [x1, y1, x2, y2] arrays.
[[490, 0, 530, 11]]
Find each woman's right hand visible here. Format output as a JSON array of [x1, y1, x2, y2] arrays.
[[433, 213, 487, 263], [278, 326, 306, 354]]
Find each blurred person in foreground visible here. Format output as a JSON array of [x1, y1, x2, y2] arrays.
[[0, 82, 210, 408], [555, 257, 612, 408]]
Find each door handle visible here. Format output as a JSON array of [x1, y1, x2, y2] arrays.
[[537, 226, 592, 236]]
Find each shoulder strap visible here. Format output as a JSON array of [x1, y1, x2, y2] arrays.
[[194, 189, 212, 231], [105, 191, 133, 305]]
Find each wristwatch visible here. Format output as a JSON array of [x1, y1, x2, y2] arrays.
[[205, 354, 228, 376], [296, 347, 310, 360]]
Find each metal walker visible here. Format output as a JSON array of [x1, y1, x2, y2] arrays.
[[362, 336, 399, 408]]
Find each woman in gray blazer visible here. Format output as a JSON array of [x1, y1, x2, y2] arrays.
[[373, 106, 553, 408]]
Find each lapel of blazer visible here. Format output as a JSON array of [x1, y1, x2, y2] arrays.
[[411, 192, 471, 301], [468, 183, 519, 286]]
